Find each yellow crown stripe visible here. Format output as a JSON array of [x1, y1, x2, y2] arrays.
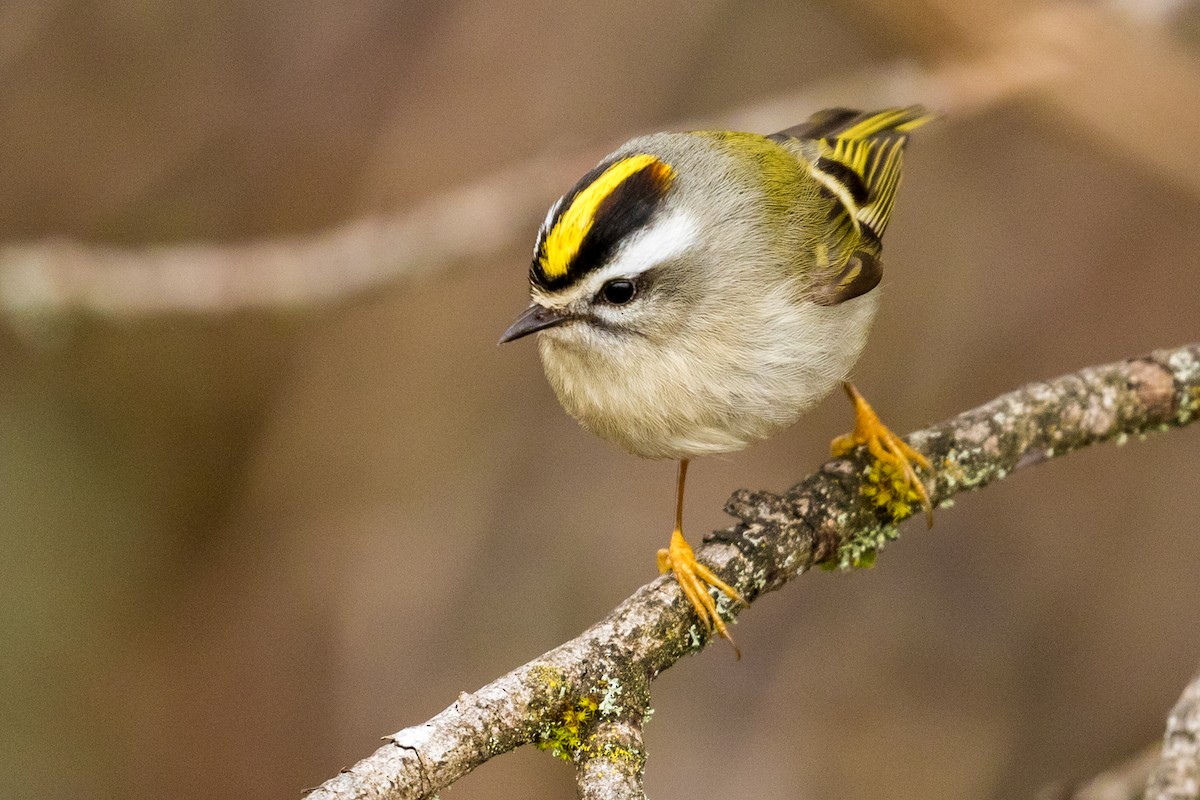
[[540, 154, 669, 280]]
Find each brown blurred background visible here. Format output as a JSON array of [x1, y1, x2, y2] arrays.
[[2, 1, 1199, 798]]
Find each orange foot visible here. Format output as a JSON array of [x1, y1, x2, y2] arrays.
[[831, 382, 934, 527], [658, 529, 745, 658]]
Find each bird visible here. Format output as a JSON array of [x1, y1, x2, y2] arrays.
[[499, 107, 934, 655]]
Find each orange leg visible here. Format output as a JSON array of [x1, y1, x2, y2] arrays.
[[830, 383, 934, 527], [657, 459, 745, 657]]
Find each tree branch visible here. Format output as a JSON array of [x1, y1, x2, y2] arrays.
[[574, 702, 650, 800], [305, 343, 1200, 800]]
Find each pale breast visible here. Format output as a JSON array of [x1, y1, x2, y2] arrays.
[[536, 291, 880, 460]]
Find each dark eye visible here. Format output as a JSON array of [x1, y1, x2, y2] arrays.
[[599, 278, 637, 305]]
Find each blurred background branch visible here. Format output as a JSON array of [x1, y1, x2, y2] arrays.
[[1046, 667, 1200, 800], [0, 55, 1028, 316], [4, 1, 1200, 317]]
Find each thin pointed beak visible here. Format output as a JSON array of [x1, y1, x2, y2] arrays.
[[497, 304, 571, 344]]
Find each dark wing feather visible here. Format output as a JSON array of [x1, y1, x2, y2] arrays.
[[769, 106, 933, 305]]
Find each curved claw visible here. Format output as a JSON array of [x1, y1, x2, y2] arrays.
[[659, 529, 745, 658]]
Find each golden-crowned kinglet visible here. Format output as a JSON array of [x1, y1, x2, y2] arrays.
[[500, 107, 934, 654]]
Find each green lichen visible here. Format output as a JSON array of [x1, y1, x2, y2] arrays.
[[596, 741, 644, 766], [1168, 349, 1200, 382], [535, 696, 599, 762], [713, 591, 738, 624], [940, 449, 991, 491], [860, 459, 925, 521], [750, 566, 769, 592], [597, 675, 624, 717], [1167, 351, 1200, 423], [529, 664, 568, 698], [831, 521, 900, 570], [534, 676, 628, 763], [1179, 385, 1200, 424]]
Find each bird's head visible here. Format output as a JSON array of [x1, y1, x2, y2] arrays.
[[499, 152, 703, 349]]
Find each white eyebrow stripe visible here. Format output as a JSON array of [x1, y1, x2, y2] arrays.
[[587, 209, 699, 286], [543, 196, 562, 230], [535, 196, 565, 257]]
